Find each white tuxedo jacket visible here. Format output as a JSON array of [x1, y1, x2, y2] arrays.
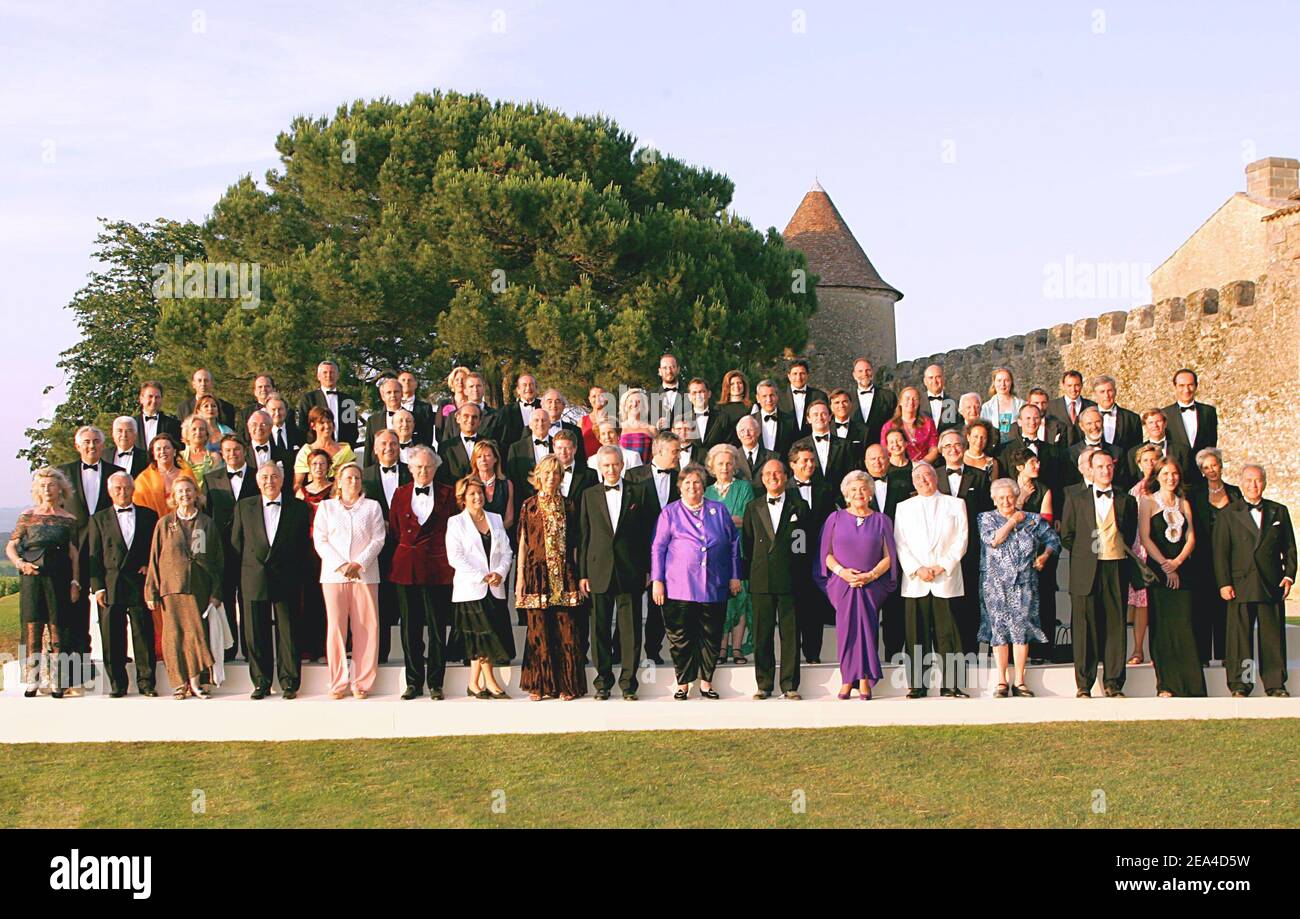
[[894, 493, 968, 598], [446, 509, 513, 602]]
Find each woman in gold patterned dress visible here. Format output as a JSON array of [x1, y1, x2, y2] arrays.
[[514, 454, 586, 701]]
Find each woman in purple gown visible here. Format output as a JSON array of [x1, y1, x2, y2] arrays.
[[816, 470, 898, 700]]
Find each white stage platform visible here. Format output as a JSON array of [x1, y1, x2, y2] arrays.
[[1, 624, 1296, 743]]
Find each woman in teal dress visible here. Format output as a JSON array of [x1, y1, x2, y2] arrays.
[[705, 444, 754, 662]]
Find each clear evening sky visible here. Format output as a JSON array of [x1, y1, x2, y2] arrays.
[[1, 0, 1296, 506]]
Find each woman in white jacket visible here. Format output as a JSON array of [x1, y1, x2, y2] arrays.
[[312, 463, 386, 699], [446, 476, 515, 698]]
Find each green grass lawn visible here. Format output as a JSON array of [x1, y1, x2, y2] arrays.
[[0, 719, 1295, 828], [0, 592, 18, 660]]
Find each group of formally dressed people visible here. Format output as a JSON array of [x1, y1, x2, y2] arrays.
[[8, 355, 1293, 701]]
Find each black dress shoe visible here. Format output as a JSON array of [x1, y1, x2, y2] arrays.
[[947, 688, 970, 698], [250, 688, 267, 700], [753, 690, 770, 700], [282, 690, 297, 700], [109, 691, 125, 699], [622, 692, 637, 701], [906, 688, 927, 699], [1267, 688, 1291, 698], [401, 687, 420, 700], [1231, 689, 1248, 697], [1104, 689, 1126, 698], [650, 656, 664, 665], [1076, 690, 1092, 698], [23, 689, 37, 698], [141, 689, 158, 698], [429, 688, 444, 700], [673, 689, 688, 700]]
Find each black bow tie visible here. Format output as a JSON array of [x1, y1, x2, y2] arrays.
[[1246, 502, 1262, 511], [947, 467, 964, 475], [400, 442, 413, 449], [1101, 408, 1115, 416], [662, 386, 677, 392], [763, 414, 777, 423], [265, 500, 281, 507], [387, 409, 397, 416], [859, 389, 873, 396], [534, 439, 549, 446], [695, 411, 709, 419], [463, 435, 478, 442], [82, 462, 97, 470], [1095, 489, 1112, 499], [814, 434, 829, 442], [791, 388, 806, 395], [794, 480, 811, 488], [254, 443, 268, 452], [767, 497, 781, 505], [1024, 439, 1038, 448], [143, 414, 157, 421], [928, 394, 944, 402], [381, 465, 397, 474], [1180, 405, 1196, 413], [563, 466, 574, 474], [323, 390, 337, 396], [117, 452, 132, 460], [871, 476, 886, 483], [655, 467, 672, 475], [229, 469, 243, 478], [604, 484, 621, 492], [415, 486, 430, 496], [115, 506, 133, 514]]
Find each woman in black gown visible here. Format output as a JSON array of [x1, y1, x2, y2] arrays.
[[1138, 458, 1207, 697], [1187, 448, 1241, 664]]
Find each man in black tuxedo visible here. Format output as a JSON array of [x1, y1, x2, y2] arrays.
[[578, 446, 652, 700], [624, 431, 681, 664], [435, 402, 484, 484], [178, 367, 237, 430], [1026, 388, 1071, 449], [109, 416, 149, 477], [239, 373, 279, 433], [865, 444, 911, 658], [299, 359, 361, 447], [496, 372, 542, 449], [828, 389, 868, 472], [754, 379, 798, 459], [263, 395, 304, 470], [673, 418, 709, 472], [231, 463, 310, 699], [1213, 464, 1295, 697], [242, 409, 282, 475], [1091, 375, 1142, 456], [370, 378, 434, 465], [804, 400, 853, 495], [649, 353, 685, 429], [1060, 450, 1137, 697], [204, 435, 259, 660], [922, 364, 961, 434], [851, 357, 897, 447], [786, 442, 836, 664], [506, 410, 555, 513], [684, 378, 733, 451], [1067, 407, 1122, 486], [735, 415, 777, 482], [1162, 368, 1218, 486], [743, 458, 810, 699], [778, 358, 827, 437], [1001, 405, 1067, 497], [1125, 409, 1192, 486], [59, 425, 123, 691], [536, 389, 584, 467], [361, 430, 410, 663], [397, 370, 437, 447], [87, 472, 158, 697], [1047, 370, 1094, 446], [438, 372, 498, 443], [555, 430, 599, 500], [134, 380, 181, 449], [934, 429, 991, 655]]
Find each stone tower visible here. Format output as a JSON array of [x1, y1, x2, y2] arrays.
[[782, 180, 902, 373]]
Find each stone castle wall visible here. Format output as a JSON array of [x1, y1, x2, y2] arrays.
[[877, 209, 1300, 519]]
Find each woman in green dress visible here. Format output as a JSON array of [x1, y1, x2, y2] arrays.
[[705, 444, 755, 663]]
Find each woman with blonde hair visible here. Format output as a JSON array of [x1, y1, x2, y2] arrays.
[[179, 415, 217, 488], [6, 468, 79, 697], [980, 367, 1025, 438], [515, 454, 586, 700], [618, 388, 658, 463], [438, 365, 472, 423]]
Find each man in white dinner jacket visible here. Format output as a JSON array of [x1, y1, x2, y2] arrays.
[[893, 461, 970, 698]]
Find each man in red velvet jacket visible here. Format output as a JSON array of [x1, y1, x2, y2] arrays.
[[388, 444, 456, 700]]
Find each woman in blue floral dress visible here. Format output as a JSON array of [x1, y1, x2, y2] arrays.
[[978, 477, 1061, 698]]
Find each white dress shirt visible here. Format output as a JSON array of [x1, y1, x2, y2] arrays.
[[411, 485, 434, 525], [1176, 402, 1198, 446], [519, 400, 537, 429], [80, 462, 102, 515], [695, 411, 710, 443], [927, 393, 946, 426], [114, 504, 136, 549], [321, 388, 340, 429], [262, 498, 282, 544], [560, 465, 576, 497], [760, 413, 778, 450], [532, 437, 551, 464], [141, 414, 160, 445], [651, 465, 672, 507], [792, 479, 813, 506], [249, 439, 274, 467], [1250, 503, 1263, 529], [115, 450, 135, 470], [791, 390, 807, 426], [946, 467, 964, 497], [872, 476, 888, 512], [378, 463, 400, 506], [811, 431, 831, 470], [857, 388, 875, 423], [271, 424, 289, 452], [766, 493, 785, 533], [604, 481, 623, 530], [1092, 485, 1115, 522], [1100, 406, 1117, 444]]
